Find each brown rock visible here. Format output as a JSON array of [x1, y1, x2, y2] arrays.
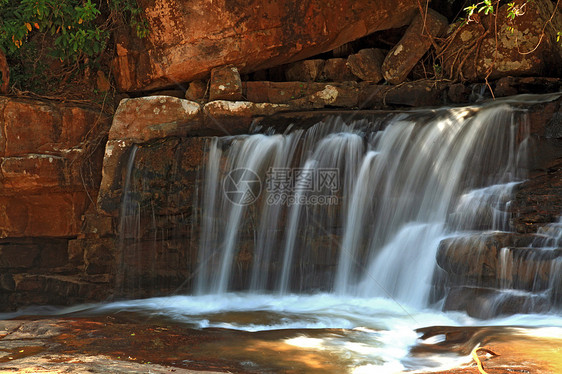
[[1, 155, 65, 190], [285, 60, 325, 82], [97, 139, 135, 216], [186, 80, 208, 102], [108, 96, 202, 142], [384, 81, 447, 106], [382, 9, 448, 84], [494, 76, 561, 98], [0, 193, 91, 238], [442, 0, 562, 80], [291, 84, 360, 108], [347, 49, 386, 82], [0, 98, 110, 239], [112, 0, 419, 91], [447, 83, 470, 103], [320, 58, 356, 81], [203, 100, 291, 135], [96, 70, 111, 92], [443, 286, 551, 318], [209, 65, 243, 101], [2, 100, 59, 156], [150, 89, 186, 99]]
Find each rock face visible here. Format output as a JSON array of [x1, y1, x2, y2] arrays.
[[0, 97, 113, 311], [0, 98, 111, 238], [112, 0, 419, 92], [442, 0, 562, 80]]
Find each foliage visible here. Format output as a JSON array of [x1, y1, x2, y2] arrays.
[[463, 0, 561, 45], [0, 0, 148, 93]]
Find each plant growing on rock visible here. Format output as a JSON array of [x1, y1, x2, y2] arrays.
[[0, 0, 147, 95]]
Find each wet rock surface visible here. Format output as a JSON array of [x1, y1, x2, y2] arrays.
[[0, 317, 559, 373]]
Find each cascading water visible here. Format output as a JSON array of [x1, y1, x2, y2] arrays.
[[5, 94, 562, 374], [195, 102, 533, 309]]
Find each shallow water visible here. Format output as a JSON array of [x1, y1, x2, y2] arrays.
[[3, 293, 561, 373]]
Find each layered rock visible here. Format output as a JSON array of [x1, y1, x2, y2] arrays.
[[0, 97, 112, 311], [112, 0, 420, 91], [0, 98, 111, 238]]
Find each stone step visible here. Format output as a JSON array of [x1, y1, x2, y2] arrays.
[[437, 232, 562, 292], [443, 286, 552, 319]]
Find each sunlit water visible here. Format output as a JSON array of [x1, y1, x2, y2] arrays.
[[2, 293, 562, 373]]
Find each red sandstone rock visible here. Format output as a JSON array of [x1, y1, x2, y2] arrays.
[[347, 49, 386, 82], [0, 193, 91, 238], [112, 0, 419, 92], [0, 98, 111, 239], [209, 65, 243, 101], [382, 9, 448, 84]]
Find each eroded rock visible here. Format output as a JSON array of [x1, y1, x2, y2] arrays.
[[108, 96, 202, 142]]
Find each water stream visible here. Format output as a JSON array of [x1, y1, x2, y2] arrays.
[[3, 94, 562, 373]]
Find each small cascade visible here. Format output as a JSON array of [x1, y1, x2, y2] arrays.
[[116, 145, 141, 297], [195, 100, 541, 309]]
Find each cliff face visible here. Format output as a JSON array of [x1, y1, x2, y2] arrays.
[[0, 98, 112, 308]]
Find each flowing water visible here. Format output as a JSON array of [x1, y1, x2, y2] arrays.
[[196, 100, 530, 302], [4, 94, 562, 373]]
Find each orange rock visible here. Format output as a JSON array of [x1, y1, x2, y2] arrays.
[[0, 98, 111, 239], [112, 0, 419, 91]]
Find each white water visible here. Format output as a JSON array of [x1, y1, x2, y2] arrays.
[[196, 102, 531, 308]]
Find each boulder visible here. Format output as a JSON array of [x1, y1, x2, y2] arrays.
[[112, 0, 420, 91], [108, 96, 202, 142], [209, 65, 243, 101], [320, 58, 356, 81], [442, 0, 562, 80], [382, 9, 448, 84], [185, 80, 208, 103], [286, 60, 325, 82], [347, 48, 386, 82]]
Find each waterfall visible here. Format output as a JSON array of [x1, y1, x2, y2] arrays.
[[195, 100, 536, 307]]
